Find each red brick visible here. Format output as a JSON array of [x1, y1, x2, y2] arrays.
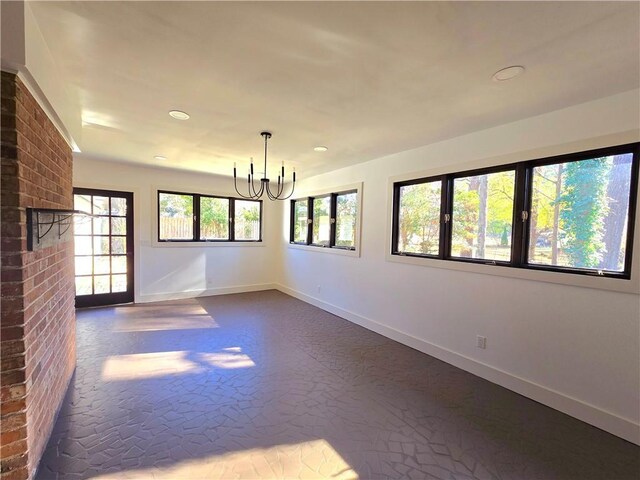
[[1, 71, 75, 479]]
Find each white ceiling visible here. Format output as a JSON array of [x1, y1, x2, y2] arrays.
[[30, 1, 640, 178]]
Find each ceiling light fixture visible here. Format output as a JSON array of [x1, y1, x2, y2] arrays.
[[314, 146, 328, 152], [233, 132, 296, 201], [154, 155, 167, 161], [168, 110, 190, 120], [492, 65, 525, 82]]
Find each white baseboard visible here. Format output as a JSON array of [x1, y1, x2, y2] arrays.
[[275, 283, 640, 445], [137, 283, 277, 303]]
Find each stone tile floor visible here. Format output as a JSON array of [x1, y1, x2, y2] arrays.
[[37, 290, 639, 479]]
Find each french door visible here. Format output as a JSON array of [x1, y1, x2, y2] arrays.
[[73, 188, 134, 308]]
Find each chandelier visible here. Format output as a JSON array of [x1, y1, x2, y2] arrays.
[[233, 132, 296, 201]]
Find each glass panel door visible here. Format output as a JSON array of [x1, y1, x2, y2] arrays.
[[73, 188, 134, 307]]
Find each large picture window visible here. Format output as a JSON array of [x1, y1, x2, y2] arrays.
[[290, 188, 359, 251], [528, 153, 634, 273], [391, 143, 639, 279], [158, 190, 261, 242]]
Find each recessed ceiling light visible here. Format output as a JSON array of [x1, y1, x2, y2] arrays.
[[314, 146, 328, 152], [154, 155, 167, 161], [492, 65, 525, 82], [168, 110, 190, 120]]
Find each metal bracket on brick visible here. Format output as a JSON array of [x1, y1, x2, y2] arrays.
[[26, 208, 92, 251]]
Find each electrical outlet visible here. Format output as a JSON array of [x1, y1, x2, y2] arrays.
[[476, 335, 487, 349]]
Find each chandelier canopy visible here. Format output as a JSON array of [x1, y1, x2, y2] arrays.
[[233, 132, 296, 201]]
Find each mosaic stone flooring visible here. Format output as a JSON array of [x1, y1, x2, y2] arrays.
[[37, 290, 639, 479]]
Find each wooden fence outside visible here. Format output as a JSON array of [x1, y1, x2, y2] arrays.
[[160, 217, 259, 239]]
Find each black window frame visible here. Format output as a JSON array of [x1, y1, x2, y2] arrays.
[[391, 143, 640, 280], [290, 188, 358, 251], [157, 190, 262, 243], [392, 175, 447, 260], [310, 194, 332, 247], [447, 165, 518, 266], [290, 198, 311, 245]]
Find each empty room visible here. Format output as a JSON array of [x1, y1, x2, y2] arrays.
[[1, 1, 639, 479]]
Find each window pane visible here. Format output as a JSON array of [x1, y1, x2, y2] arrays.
[[74, 194, 92, 214], [75, 256, 92, 276], [451, 170, 515, 261], [111, 217, 126, 235], [528, 154, 633, 272], [312, 197, 331, 246], [111, 197, 127, 216], [112, 256, 127, 274], [397, 182, 441, 255], [200, 197, 229, 240], [111, 236, 126, 255], [94, 236, 110, 255], [159, 193, 194, 240], [73, 216, 91, 235], [112, 274, 127, 293], [93, 217, 110, 235], [94, 256, 110, 275], [93, 196, 109, 215], [94, 275, 110, 294], [293, 200, 308, 243], [74, 236, 92, 255], [335, 192, 358, 248], [75, 276, 92, 296], [234, 200, 260, 240]]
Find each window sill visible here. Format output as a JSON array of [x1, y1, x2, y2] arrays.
[[288, 243, 360, 257], [386, 252, 639, 294], [151, 240, 264, 248]]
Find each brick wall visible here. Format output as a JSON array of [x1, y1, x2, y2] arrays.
[[1, 71, 76, 480]]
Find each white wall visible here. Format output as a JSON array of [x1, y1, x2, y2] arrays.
[[74, 158, 279, 303], [276, 89, 640, 444]]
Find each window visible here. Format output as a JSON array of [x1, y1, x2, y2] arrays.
[[158, 191, 262, 242], [200, 196, 229, 240], [451, 169, 515, 262], [391, 143, 639, 279], [395, 179, 442, 256], [234, 200, 261, 241], [290, 188, 359, 251], [528, 152, 634, 273], [312, 196, 331, 246], [335, 192, 358, 248], [292, 199, 309, 244], [159, 192, 194, 240]]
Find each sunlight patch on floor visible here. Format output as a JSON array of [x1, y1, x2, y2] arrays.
[[101, 351, 200, 380], [101, 348, 257, 381], [113, 304, 218, 332], [89, 439, 358, 479], [200, 350, 256, 369]]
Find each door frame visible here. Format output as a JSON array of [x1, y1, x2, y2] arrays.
[[73, 187, 134, 308]]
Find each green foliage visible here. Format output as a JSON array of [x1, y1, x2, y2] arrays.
[[159, 193, 193, 217], [559, 158, 611, 268], [451, 172, 514, 257], [336, 193, 357, 247], [398, 183, 441, 254], [200, 197, 229, 238], [312, 197, 330, 244], [293, 200, 308, 241]]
